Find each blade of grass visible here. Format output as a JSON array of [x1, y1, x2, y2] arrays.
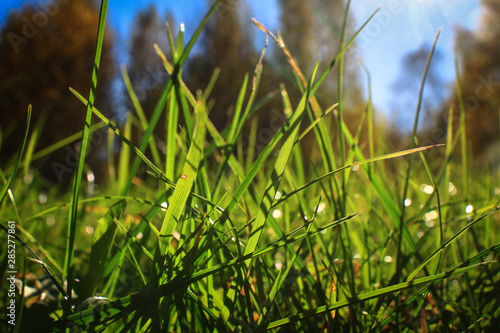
[[157, 93, 206, 258], [121, 64, 162, 167], [211, 46, 266, 200], [243, 61, 319, 263], [336, 0, 352, 216], [396, 28, 442, 285], [70, 88, 168, 185], [407, 206, 500, 281], [454, 48, 469, 203], [26, 122, 107, 163], [204, 109, 328, 303], [166, 89, 179, 181], [106, 127, 116, 182], [50, 213, 357, 331], [257, 196, 324, 328], [265, 262, 494, 330], [82, 201, 126, 298], [212, 74, 249, 194], [418, 141, 444, 266], [274, 144, 444, 206], [0, 105, 31, 205], [22, 111, 43, 176], [71, 89, 219, 212], [219, 62, 319, 326], [123, 0, 222, 196], [64, 0, 109, 309]]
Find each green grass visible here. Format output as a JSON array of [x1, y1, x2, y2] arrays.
[[1, 1, 499, 332]]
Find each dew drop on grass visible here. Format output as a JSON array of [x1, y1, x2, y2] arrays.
[[465, 205, 473, 214], [384, 256, 393, 263], [272, 209, 282, 219], [351, 164, 360, 172], [161, 202, 168, 211], [420, 184, 434, 194], [38, 192, 48, 204], [424, 211, 438, 227], [85, 226, 94, 234], [46, 216, 55, 226], [274, 260, 283, 270], [404, 198, 412, 207], [448, 182, 458, 195], [353, 253, 361, 260], [274, 191, 282, 200], [317, 202, 326, 214], [425, 219, 435, 228], [136, 232, 143, 240], [23, 172, 33, 184]]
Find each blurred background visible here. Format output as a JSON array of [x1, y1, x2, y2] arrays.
[[0, 0, 498, 185]]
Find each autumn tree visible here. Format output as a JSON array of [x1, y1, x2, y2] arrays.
[[186, 0, 258, 127], [436, 0, 500, 164], [275, 0, 370, 164], [276, 0, 362, 106], [125, 4, 173, 143], [276, 0, 315, 73], [0, 0, 116, 185]]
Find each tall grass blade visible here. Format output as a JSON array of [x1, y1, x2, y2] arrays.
[[123, 0, 222, 195], [0, 105, 31, 205], [396, 28, 442, 282], [274, 144, 443, 206], [407, 206, 499, 281], [454, 48, 469, 202], [64, 0, 109, 308], [27, 122, 107, 163], [70, 88, 168, 184], [243, 61, 319, 263], [49, 213, 357, 330], [265, 262, 494, 330], [81, 200, 126, 298], [121, 64, 162, 167], [157, 94, 206, 257]]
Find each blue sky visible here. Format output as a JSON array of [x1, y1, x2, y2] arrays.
[[1, 0, 482, 120]]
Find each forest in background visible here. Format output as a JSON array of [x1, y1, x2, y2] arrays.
[[1, 0, 499, 186]]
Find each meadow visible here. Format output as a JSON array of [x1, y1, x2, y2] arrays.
[[1, 0, 499, 332]]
